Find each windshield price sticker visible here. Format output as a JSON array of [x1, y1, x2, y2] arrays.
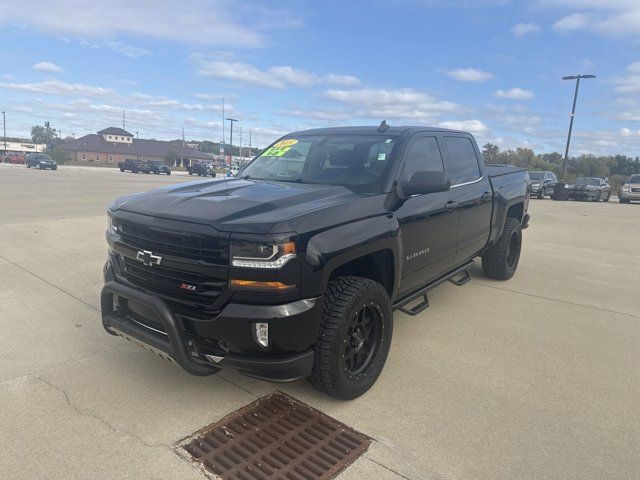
[[262, 139, 298, 157]]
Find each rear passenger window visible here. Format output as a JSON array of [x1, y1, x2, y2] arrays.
[[444, 136, 481, 185], [401, 136, 444, 180]]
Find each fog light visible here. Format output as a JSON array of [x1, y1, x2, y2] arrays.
[[254, 322, 269, 348]]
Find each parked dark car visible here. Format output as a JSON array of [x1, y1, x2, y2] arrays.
[[26, 153, 57, 170], [148, 160, 171, 175], [619, 174, 640, 203], [566, 177, 610, 201], [187, 162, 216, 177], [102, 125, 530, 399], [118, 158, 150, 174], [528, 170, 557, 199]]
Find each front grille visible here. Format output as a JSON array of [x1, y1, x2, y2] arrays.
[[117, 220, 228, 265], [121, 256, 226, 307], [632, 188, 640, 193]]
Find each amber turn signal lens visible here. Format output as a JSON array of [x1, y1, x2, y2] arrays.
[[281, 241, 296, 255], [229, 279, 296, 292]]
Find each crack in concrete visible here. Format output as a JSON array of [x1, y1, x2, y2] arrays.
[[0, 254, 100, 313], [468, 281, 640, 319], [34, 375, 167, 450]]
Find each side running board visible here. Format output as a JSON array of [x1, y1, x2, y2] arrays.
[[393, 261, 474, 316]]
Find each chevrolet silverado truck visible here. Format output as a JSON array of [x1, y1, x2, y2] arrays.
[[102, 125, 530, 399]]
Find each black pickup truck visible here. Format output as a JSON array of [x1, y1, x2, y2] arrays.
[[102, 125, 530, 399], [119, 159, 150, 174], [187, 162, 216, 177]]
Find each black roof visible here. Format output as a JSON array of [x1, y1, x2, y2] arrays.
[[59, 134, 213, 160], [286, 125, 467, 137], [98, 127, 134, 136]]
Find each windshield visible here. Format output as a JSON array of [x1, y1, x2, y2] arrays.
[[35, 154, 52, 161], [242, 134, 398, 194], [628, 175, 640, 184], [529, 172, 543, 180], [150, 161, 163, 166], [574, 177, 599, 186]]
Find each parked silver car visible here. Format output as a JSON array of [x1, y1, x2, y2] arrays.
[[619, 174, 640, 204]]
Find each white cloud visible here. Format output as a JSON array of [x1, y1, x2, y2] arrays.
[[620, 127, 640, 137], [546, 1, 640, 37], [444, 68, 494, 82], [612, 62, 640, 94], [627, 61, 640, 73], [511, 22, 541, 36], [437, 119, 489, 135], [0, 80, 115, 98], [0, 0, 288, 48], [32, 61, 64, 73], [494, 87, 535, 99], [196, 58, 360, 89], [324, 88, 462, 122]]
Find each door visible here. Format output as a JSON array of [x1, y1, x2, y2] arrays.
[[442, 135, 493, 264], [396, 135, 459, 296]]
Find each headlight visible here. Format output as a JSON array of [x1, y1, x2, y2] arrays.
[[585, 185, 597, 190], [622, 186, 630, 192], [566, 184, 575, 189], [231, 240, 296, 268], [107, 211, 117, 235], [532, 183, 540, 188]]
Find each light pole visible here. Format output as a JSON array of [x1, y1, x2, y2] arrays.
[[561, 74, 595, 180], [2, 111, 6, 154], [226, 117, 238, 158]]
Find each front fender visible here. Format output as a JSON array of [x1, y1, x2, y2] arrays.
[[301, 215, 401, 298]]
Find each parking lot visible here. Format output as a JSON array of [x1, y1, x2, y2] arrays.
[[1, 163, 639, 480]]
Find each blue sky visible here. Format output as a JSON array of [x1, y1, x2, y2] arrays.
[[1, 0, 640, 154]]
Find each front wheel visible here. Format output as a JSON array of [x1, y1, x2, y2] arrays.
[[604, 192, 610, 202], [482, 217, 522, 280], [310, 276, 393, 399], [537, 189, 544, 199]]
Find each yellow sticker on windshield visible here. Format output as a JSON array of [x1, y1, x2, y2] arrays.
[[262, 139, 298, 157], [274, 139, 298, 148]]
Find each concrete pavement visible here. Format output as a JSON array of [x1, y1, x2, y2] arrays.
[[1, 163, 639, 479]]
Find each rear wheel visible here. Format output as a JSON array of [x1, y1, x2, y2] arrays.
[[310, 276, 393, 399], [596, 191, 601, 202], [620, 197, 630, 204], [482, 217, 522, 280], [537, 189, 544, 199]]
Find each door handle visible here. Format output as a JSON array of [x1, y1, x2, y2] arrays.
[[445, 201, 459, 211]]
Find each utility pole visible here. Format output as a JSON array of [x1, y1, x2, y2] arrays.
[[135, 131, 138, 139], [239, 125, 243, 160], [249, 131, 252, 157], [2, 111, 6, 154], [561, 74, 596, 180], [122, 110, 126, 130], [182, 127, 185, 147]]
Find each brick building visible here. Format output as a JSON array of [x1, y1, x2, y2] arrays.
[[59, 127, 214, 166]]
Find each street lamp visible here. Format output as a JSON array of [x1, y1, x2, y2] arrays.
[[561, 74, 596, 180], [2, 111, 6, 155], [225, 118, 238, 148]]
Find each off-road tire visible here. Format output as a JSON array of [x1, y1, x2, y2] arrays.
[[310, 276, 393, 400], [620, 197, 630, 204], [604, 192, 610, 202], [482, 217, 522, 280]]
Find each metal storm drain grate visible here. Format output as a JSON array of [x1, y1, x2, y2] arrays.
[[178, 391, 371, 480]]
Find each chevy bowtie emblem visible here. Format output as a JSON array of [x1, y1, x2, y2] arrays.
[[136, 250, 162, 267]]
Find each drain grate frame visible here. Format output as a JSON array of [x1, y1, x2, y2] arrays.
[[176, 391, 371, 480]]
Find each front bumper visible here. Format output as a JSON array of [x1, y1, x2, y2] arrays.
[[568, 189, 598, 200], [619, 189, 640, 201], [101, 273, 321, 382]]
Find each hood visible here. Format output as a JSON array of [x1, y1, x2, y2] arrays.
[[112, 178, 362, 234]]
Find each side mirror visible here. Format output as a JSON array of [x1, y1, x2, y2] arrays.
[[399, 171, 451, 198]]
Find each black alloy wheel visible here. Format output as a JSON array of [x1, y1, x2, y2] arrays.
[[344, 304, 382, 375]]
